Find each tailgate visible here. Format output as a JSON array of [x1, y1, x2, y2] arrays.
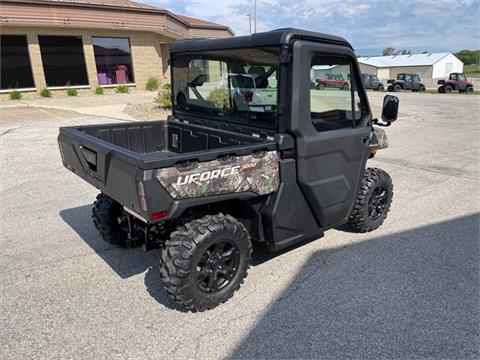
[[58, 127, 146, 215]]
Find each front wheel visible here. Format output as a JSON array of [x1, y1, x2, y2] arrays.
[[419, 85, 426, 92], [160, 214, 252, 312], [378, 84, 384, 91], [465, 86, 473, 94], [347, 168, 393, 232], [444, 85, 452, 93], [316, 82, 325, 90]]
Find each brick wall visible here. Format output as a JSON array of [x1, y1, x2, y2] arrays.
[[1, 26, 174, 94]]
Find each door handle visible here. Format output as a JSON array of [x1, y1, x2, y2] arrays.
[[360, 136, 369, 146]]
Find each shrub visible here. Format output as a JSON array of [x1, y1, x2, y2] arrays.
[[95, 86, 104, 95], [162, 83, 172, 91], [10, 90, 22, 100], [40, 88, 52, 98], [145, 77, 160, 91], [156, 89, 172, 109], [116, 85, 129, 93], [207, 88, 229, 108], [66, 88, 78, 96]]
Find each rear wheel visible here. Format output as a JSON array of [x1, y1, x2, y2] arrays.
[[378, 84, 384, 91], [438, 86, 445, 93], [444, 85, 452, 93], [347, 168, 393, 233], [465, 86, 473, 94], [160, 214, 252, 312], [92, 193, 128, 246], [342, 83, 350, 91], [387, 85, 393, 92], [394, 84, 401, 92], [316, 82, 325, 90]]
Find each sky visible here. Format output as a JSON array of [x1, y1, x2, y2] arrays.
[[140, 0, 480, 55]]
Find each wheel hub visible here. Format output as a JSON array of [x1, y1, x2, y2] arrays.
[[196, 241, 240, 293], [368, 186, 388, 220]]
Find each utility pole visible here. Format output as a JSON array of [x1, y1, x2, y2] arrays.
[[253, 0, 257, 33], [247, 14, 252, 35]]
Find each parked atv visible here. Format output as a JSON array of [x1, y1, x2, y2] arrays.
[[362, 73, 384, 91], [58, 29, 399, 312], [387, 73, 426, 92], [315, 74, 350, 90], [438, 73, 474, 94]]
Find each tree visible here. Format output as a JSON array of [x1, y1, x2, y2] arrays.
[[401, 49, 412, 55], [382, 47, 395, 56], [422, 51, 429, 54], [455, 49, 480, 65]]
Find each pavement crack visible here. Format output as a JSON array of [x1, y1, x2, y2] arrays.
[[0, 125, 28, 137]]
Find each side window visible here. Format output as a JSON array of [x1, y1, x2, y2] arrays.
[[414, 74, 420, 82], [405, 74, 412, 81], [458, 73, 466, 81], [310, 56, 364, 132]]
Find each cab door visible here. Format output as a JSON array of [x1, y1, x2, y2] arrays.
[[457, 73, 467, 91], [290, 41, 372, 227]]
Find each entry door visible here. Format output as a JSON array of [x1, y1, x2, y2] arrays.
[[293, 48, 372, 227]]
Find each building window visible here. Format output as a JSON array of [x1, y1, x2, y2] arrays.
[[1, 35, 35, 90], [38, 35, 89, 87], [92, 37, 134, 85]]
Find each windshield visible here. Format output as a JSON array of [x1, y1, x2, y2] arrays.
[[172, 47, 280, 129]]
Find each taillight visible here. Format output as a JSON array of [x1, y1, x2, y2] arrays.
[[137, 181, 147, 212], [151, 211, 168, 221]]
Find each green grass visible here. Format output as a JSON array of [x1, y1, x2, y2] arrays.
[[66, 88, 78, 96], [9, 90, 22, 100], [40, 88, 52, 98], [464, 64, 480, 77], [145, 77, 160, 91], [95, 86, 104, 95], [115, 85, 129, 93]]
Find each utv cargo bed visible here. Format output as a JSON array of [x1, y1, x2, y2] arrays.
[[58, 118, 277, 222]]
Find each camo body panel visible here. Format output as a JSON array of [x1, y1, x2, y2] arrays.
[[156, 151, 279, 199], [370, 127, 388, 149]]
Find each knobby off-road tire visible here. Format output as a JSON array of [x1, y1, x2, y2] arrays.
[[92, 193, 127, 246], [347, 168, 393, 233], [160, 214, 252, 312]]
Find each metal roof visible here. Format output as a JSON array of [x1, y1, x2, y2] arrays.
[[358, 52, 454, 68]]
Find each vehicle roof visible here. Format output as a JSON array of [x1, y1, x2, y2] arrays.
[[170, 28, 353, 53]]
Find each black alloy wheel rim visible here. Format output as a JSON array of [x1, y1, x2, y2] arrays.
[[368, 186, 388, 220], [196, 241, 241, 293]]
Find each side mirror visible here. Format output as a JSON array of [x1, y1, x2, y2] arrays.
[[381, 95, 399, 124], [188, 74, 207, 87]]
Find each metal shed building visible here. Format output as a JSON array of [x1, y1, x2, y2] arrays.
[[358, 53, 464, 86]]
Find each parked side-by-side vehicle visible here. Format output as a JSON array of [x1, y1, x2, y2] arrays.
[[387, 73, 426, 92], [362, 73, 384, 91], [438, 72, 474, 94], [58, 28, 399, 312]]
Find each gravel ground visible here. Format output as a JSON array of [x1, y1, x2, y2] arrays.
[[0, 92, 479, 359], [123, 102, 171, 121]]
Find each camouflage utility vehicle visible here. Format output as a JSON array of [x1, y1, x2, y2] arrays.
[[58, 29, 398, 312]]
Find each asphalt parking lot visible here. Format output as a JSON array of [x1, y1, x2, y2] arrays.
[[1, 92, 479, 359]]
